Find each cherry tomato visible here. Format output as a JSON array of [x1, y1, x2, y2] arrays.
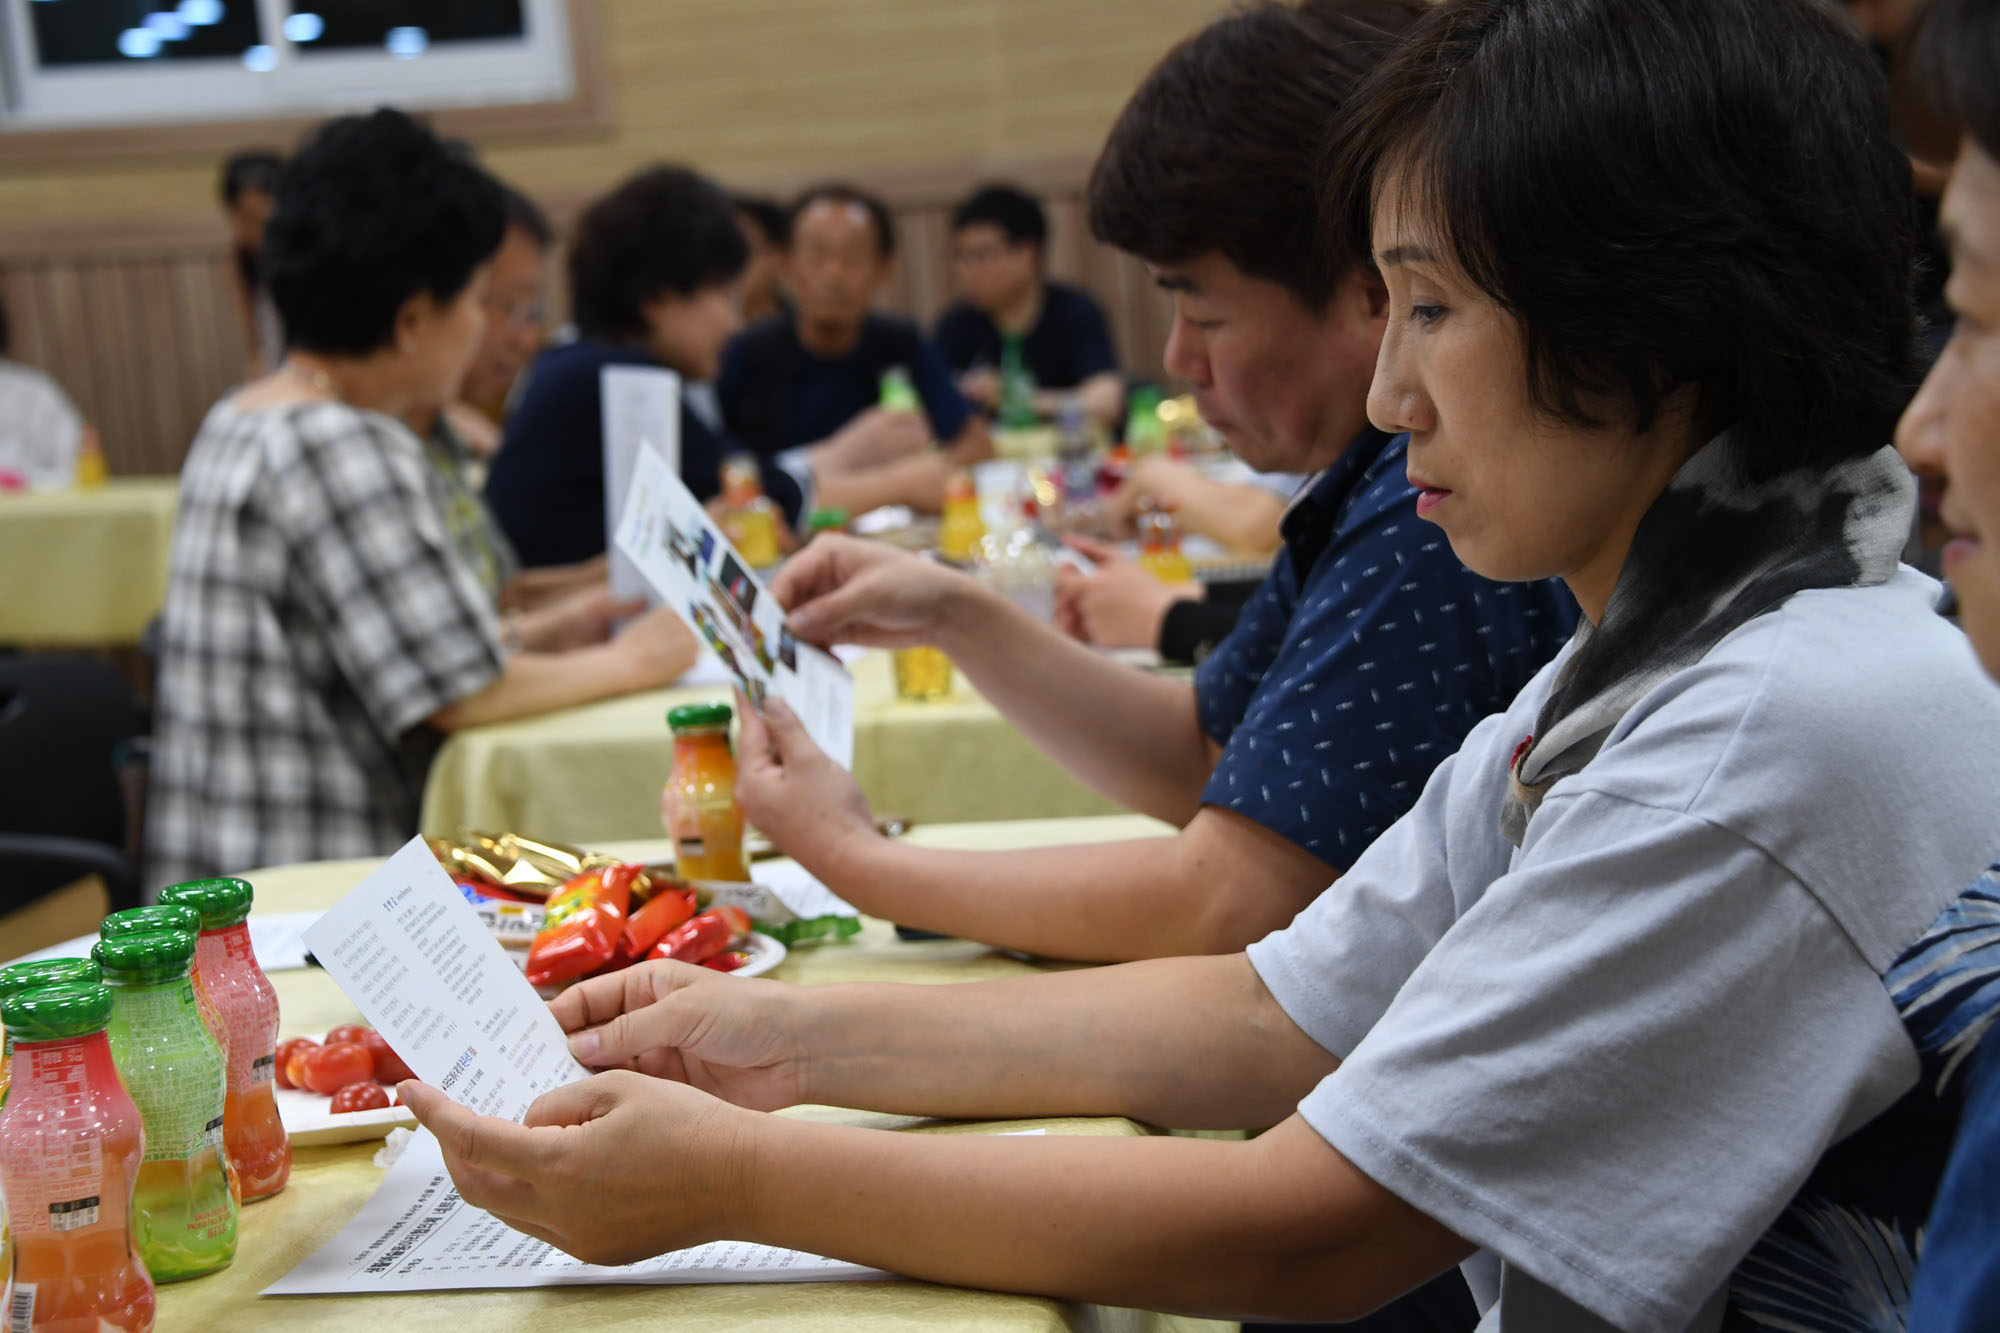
[[361, 1029, 415, 1084], [329, 1082, 390, 1114], [324, 1024, 371, 1047], [282, 1039, 321, 1090], [301, 1041, 375, 1095], [274, 1037, 316, 1090]]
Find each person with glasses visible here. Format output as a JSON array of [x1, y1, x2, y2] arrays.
[[934, 184, 1124, 428]]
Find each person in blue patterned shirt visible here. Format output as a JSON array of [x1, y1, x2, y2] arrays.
[[729, 0, 1574, 968]]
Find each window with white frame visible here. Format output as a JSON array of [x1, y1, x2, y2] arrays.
[[0, 0, 574, 129]]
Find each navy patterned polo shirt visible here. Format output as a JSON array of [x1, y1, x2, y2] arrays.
[[1195, 428, 1578, 868]]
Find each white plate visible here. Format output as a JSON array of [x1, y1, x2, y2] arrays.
[[732, 931, 786, 978], [273, 1033, 417, 1146]]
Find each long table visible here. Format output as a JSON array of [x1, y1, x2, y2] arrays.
[[0, 477, 178, 645], [156, 815, 1233, 1332], [419, 650, 1128, 843]]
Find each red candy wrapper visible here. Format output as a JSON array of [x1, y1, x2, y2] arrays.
[[525, 863, 644, 987], [647, 905, 752, 967], [621, 886, 699, 962]]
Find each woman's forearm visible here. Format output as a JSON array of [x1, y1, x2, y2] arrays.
[[732, 1114, 1466, 1323], [797, 953, 1332, 1130]]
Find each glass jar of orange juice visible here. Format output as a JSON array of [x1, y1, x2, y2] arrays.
[[662, 703, 750, 882]]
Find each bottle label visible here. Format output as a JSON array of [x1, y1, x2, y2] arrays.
[[2, 1045, 105, 1235], [49, 1196, 101, 1231], [108, 984, 230, 1162], [6, 1282, 33, 1333], [249, 1052, 276, 1088]]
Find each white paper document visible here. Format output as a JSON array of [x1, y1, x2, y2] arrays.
[[300, 837, 590, 1121], [615, 445, 855, 767], [601, 364, 681, 602], [263, 1132, 888, 1295], [275, 836, 888, 1295]]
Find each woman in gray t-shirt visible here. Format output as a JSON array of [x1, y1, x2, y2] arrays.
[[388, 3, 2000, 1329]]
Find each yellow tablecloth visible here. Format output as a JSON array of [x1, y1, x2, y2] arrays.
[[168, 815, 1225, 1333], [0, 477, 178, 645], [420, 651, 1127, 843]]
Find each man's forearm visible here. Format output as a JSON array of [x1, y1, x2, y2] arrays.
[[734, 1115, 1460, 1322], [797, 953, 1331, 1130], [824, 823, 1326, 963], [936, 584, 1215, 824]]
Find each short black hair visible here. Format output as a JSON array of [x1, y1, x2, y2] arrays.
[[569, 166, 749, 342], [219, 149, 284, 207], [788, 183, 895, 260], [503, 187, 553, 250], [733, 195, 789, 249], [1088, 0, 1424, 310], [1916, 0, 2000, 159], [264, 108, 506, 357], [951, 185, 1047, 250], [1332, 0, 1918, 482]]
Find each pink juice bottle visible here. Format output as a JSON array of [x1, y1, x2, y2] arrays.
[[157, 879, 289, 1202], [0, 982, 156, 1332]]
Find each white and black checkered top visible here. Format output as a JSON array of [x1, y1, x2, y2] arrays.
[[146, 399, 505, 890]]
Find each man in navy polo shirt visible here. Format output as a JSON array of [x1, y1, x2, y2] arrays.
[[717, 183, 990, 507], [730, 0, 1573, 975]]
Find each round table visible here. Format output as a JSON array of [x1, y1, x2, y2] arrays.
[[155, 816, 1232, 1333], [0, 477, 178, 646]]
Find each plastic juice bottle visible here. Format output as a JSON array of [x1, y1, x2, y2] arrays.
[[717, 455, 782, 570], [155, 879, 289, 1203], [879, 365, 921, 414], [1097, 441, 1133, 497], [0, 960, 102, 1108], [998, 337, 1038, 429], [72, 435, 108, 491], [938, 470, 987, 564], [1137, 501, 1194, 583], [0, 982, 156, 1333], [1124, 386, 1165, 454], [662, 703, 750, 882], [804, 508, 849, 539], [99, 906, 227, 1071], [92, 931, 237, 1283]]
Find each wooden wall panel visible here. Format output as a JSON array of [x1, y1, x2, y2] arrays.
[[0, 158, 1174, 477]]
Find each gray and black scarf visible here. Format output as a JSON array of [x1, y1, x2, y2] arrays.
[[1501, 436, 1915, 845]]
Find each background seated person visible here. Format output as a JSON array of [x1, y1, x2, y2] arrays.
[[933, 184, 1123, 428], [148, 110, 695, 889], [729, 0, 1575, 973], [717, 183, 990, 505], [441, 185, 554, 460], [484, 166, 802, 570], [218, 147, 285, 380], [732, 194, 791, 327], [0, 294, 97, 492]]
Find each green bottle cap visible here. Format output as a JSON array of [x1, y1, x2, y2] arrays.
[[101, 904, 205, 940], [806, 508, 849, 532], [159, 877, 254, 930], [1, 982, 113, 1042], [667, 702, 734, 732], [0, 957, 103, 1000], [93, 930, 197, 984]]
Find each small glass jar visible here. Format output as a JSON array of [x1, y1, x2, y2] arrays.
[[662, 702, 750, 882]]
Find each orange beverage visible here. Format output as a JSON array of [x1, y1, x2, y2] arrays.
[[0, 982, 156, 1332], [892, 645, 954, 701], [938, 470, 986, 564], [157, 879, 289, 1202], [662, 703, 750, 882], [718, 455, 783, 570], [1137, 500, 1194, 584]]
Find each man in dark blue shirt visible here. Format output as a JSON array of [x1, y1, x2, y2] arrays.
[[932, 184, 1124, 428], [716, 184, 989, 506], [724, 0, 1572, 974]]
